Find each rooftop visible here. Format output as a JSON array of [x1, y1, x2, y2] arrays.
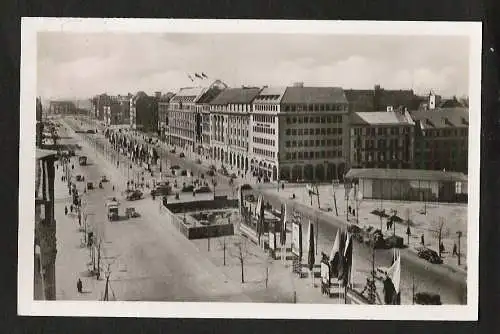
[[253, 87, 287, 104], [209, 87, 262, 105], [345, 168, 468, 182], [410, 108, 469, 129], [351, 111, 415, 126], [281, 87, 347, 104]]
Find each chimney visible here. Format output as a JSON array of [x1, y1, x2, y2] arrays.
[[293, 82, 304, 88], [155, 91, 161, 99]]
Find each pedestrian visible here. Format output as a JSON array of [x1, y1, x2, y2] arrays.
[[282, 183, 285, 190], [421, 234, 425, 246], [439, 242, 445, 254], [452, 243, 458, 256], [112, 185, 115, 191], [353, 209, 355, 217], [76, 278, 83, 293], [64, 206, 68, 216], [406, 226, 411, 237], [348, 205, 352, 214], [71, 164, 74, 170], [70, 204, 73, 213]]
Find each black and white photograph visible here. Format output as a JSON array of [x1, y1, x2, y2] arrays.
[[19, 18, 481, 320]]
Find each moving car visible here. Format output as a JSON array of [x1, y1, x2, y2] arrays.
[[105, 198, 120, 221], [151, 184, 172, 197], [179, 152, 185, 158], [126, 189, 143, 201], [170, 149, 176, 153], [182, 185, 195, 193], [180, 170, 188, 176], [78, 156, 87, 166], [195, 186, 211, 194]]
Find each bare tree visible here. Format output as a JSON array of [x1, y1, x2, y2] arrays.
[[430, 217, 448, 257], [231, 236, 251, 283]]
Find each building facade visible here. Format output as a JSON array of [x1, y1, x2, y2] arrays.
[[157, 93, 174, 141], [34, 149, 58, 300], [350, 110, 415, 169], [130, 92, 158, 133], [49, 101, 76, 115], [209, 87, 261, 174], [276, 86, 350, 182], [250, 87, 286, 181], [410, 108, 469, 173]]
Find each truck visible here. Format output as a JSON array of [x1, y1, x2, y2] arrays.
[[105, 198, 120, 221]]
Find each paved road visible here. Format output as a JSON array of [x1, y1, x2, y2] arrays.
[[69, 116, 466, 304], [58, 118, 252, 302]]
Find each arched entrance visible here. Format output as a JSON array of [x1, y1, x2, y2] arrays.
[[315, 164, 325, 181], [291, 165, 302, 181], [272, 165, 277, 181], [280, 166, 290, 180], [245, 157, 249, 171], [304, 164, 314, 181]]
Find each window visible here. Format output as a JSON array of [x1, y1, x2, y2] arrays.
[[315, 116, 320, 123], [292, 117, 297, 124], [304, 117, 309, 124], [315, 128, 320, 135], [327, 128, 331, 135], [286, 129, 291, 135], [286, 141, 290, 147], [304, 129, 308, 135], [321, 128, 326, 135], [292, 141, 297, 147], [298, 129, 303, 136], [304, 140, 309, 147], [316, 140, 320, 146], [298, 152, 303, 159], [292, 129, 297, 136], [298, 140, 303, 147], [286, 117, 291, 124]]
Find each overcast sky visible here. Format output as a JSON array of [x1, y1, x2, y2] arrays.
[[37, 33, 469, 100]]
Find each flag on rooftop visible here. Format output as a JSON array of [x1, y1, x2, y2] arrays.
[[201, 72, 208, 78]]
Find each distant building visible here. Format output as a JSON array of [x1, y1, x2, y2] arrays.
[[345, 168, 468, 203], [210, 86, 261, 174], [49, 100, 76, 115], [350, 109, 415, 169], [130, 92, 158, 133], [158, 92, 174, 141], [410, 108, 469, 173], [103, 95, 131, 126], [345, 85, 421, 113]]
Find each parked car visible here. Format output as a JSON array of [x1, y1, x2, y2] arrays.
[[170, 149, 176, 153], [195, 186, 212, 194], [182, 185, 195, 193], [86, 129, 95, 134], [126, 190, 143, 201], [240, 184, 252, 190], [179, 152, 185, 158], [417, 248, 443, 264], [151, 185, 171, 197], [230, 173, 237, 179], [385, 235, 404, 248], [76, 175, 84, 182], [180, 170, 188, 176], [414, 292, 442, 305], [101, 175, 109, 183]]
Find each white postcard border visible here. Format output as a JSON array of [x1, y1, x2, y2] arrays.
[[19, 18, 481, 320]]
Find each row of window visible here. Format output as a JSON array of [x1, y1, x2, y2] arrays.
[[284, 150, 343, 161], [253, 126, 276, 135], [210, 104, 252, 112], [253, 136, 276, 146], [353, 127, 410, 136], [286, 127, 343, 136], [254, 104, 279, 112], [229, 138, 248, 148], [285, 138, 343, 148], [354, 139, 407, 149], [416, 139, 468, 149], [286, 115, 343, 125], [253, 147, 275, 158], [282, 104, 347, 112], [353, 151, 407, 162], [422, 128, 468, 137], [253, 114, 275, 123]]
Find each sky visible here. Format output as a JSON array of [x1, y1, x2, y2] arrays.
[[37, 33, 470, 100]]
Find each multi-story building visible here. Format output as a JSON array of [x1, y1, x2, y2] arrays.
[[168, 82, 226, 155], [250, 86, 286, 180], [49, 100, 76, 115], [168, 87, 206, 151], [34, 149, 58, 300], [410, 108, 469, 173], [344, 85, 422, 113], [350, 109, 415, 169], [130, 92, 158, 133], [209, 87, 261, 174], [276, 86, 350, 182], [158, 93, 174, 141]]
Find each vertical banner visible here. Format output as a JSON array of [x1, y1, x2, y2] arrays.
[[291, 221, 302, 261]]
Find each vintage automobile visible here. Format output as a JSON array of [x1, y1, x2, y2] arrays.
[[240, 184, 253, 190], [125, 207, 140, 218], [181, 184, 195, 193], [180, 170, 188, 176], [206, 170, 215, 177], [87, 182, 94, 190], [170, 148, 176, 154], [78, 156, 87, 166], [101, 175, 109, 183], [416, 247, 443, 264], [126, 189, 143, 201], [179, 152, 185, 158], [195, 186, 211, 194], [75, 175, 84, 182], [151, 184, 172, 197]]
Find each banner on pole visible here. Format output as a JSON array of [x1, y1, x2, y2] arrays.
[[291, 221, 302, 260]]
